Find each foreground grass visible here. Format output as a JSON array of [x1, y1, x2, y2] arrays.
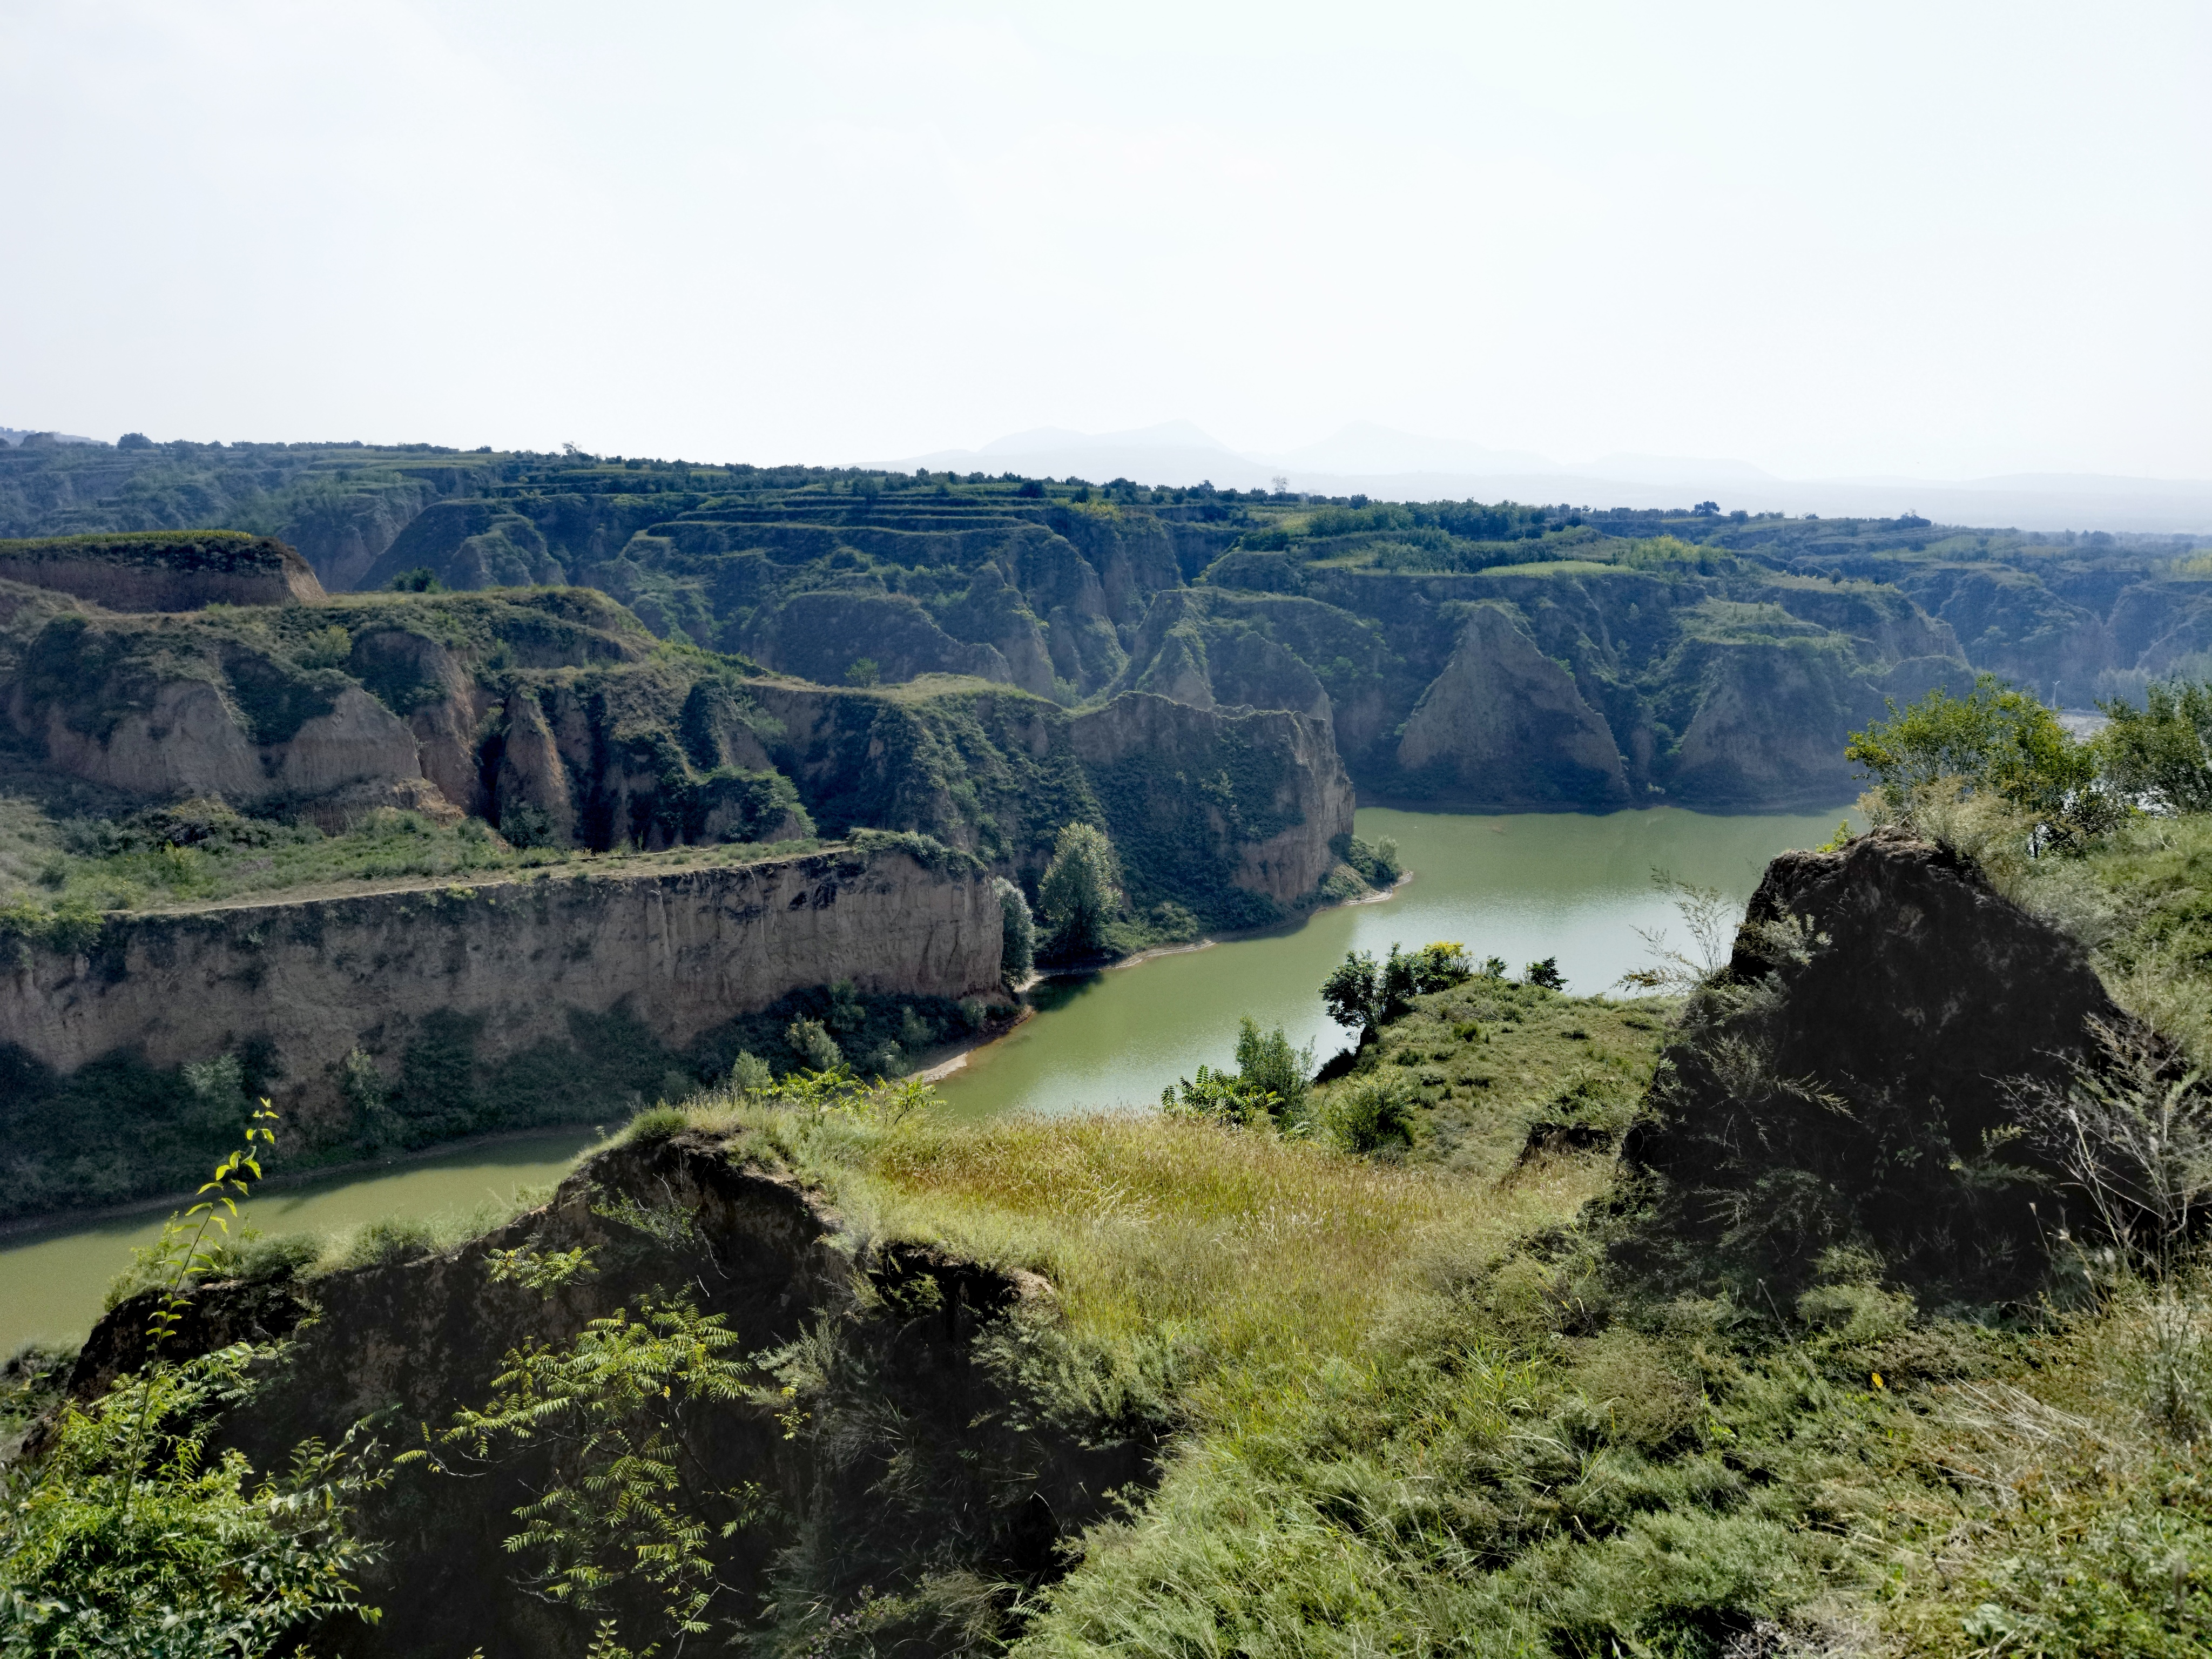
[[55, 967, 2212, 1655], [661, 967, 2208, 1656], [623, 1043, 2207, 1656]]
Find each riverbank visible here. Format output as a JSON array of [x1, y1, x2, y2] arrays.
[[0, 804, 1851, 1352]]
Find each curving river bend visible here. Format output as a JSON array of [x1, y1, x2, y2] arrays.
[[0, 803, 1851, 1354]]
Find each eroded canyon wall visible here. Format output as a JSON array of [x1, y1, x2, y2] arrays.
[[0, 844, 1000, 1151]]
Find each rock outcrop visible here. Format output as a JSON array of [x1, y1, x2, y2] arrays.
[[743, 589, 1020, 688], [1619, 828, 2144, 1297], [739, 679, 1352, 921], [0, 532, 325, 610], [0, 844, 1001, 1154], [1071, 691, 1354, 911], [2, 602, 453, 826], [1659, 637, 1878, 809]]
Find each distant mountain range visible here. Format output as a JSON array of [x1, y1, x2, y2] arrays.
[[896, 420, 2212, 535], [0, 427, 103, 447]]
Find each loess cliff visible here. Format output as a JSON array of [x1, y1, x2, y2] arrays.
[[0, 842, 1001, 1220]]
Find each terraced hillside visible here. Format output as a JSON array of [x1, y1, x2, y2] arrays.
[[5, 437, 2204, 812]]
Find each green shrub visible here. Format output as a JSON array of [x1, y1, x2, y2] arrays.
[[625, 1104, 692, 1144], [230, 1231, 326, 1284], [1233, 1016, 1314, 1118], [1160, 1064, 1279, 1125], [1322, 941, 1474, 1034], [325, 1216, 442, 1271], [1326, 1076, 1419, 1151], [0, 1346, 386, 1654], [786, 1017, 844, 1072], [2101, 677, 2212, 814], [294, 624, 353, 669], [500, 801, 555, 849], [1847, 673, 2117, 841]]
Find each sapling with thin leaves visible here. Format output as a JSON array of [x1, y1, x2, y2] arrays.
[[1617, 869, 1739, 994], [122, 1099, 280, 1519], [2015, 1021, 2212, 1441], [404, 1292, 770, 1651], [2019, 1020, 2212, 1283], [0, 1101, 392, 1656]]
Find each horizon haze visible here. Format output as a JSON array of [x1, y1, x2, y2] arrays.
[[2, 2, 2206, 511]]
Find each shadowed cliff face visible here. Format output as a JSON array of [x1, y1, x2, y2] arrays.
[[54, 1131, 1149, 1657], [1618, 828, 2146, 1299], [1071, 690, 1355, 912], [739, 680, 1353, 924]]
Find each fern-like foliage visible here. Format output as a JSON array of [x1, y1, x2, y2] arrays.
[[409, 1296, 770, 1648]]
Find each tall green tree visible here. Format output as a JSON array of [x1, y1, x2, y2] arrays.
[[1321, 942, 1472, 1036], [1037, 822, 1123, 959], [2100, 678, 2212, 814], [1234, 1017, 1314, 1115], [993, 876, 1036, 987], [1846, 673, 2115, 839]]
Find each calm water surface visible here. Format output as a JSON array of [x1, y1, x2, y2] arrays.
[[0, 1129, 600, 1355], [932, 804, 1853, 1119], [0, 804, 1849, 1353]]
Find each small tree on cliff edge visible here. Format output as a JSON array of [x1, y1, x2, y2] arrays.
[[1038, 822, 1123, 960], [1322, 942, 1473, 1036]]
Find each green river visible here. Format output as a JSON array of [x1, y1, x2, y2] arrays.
[[0, 803, 1850, 1354]]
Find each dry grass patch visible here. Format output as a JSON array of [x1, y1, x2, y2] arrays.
[[858, 1111, 1611, 1426]]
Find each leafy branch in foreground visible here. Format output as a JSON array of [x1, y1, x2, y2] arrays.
[[405, 1294, 770, 1649], [0, 1346, 387, 1657], [118, 1100, 280, 1519], [0, 1106, 389, 1657]]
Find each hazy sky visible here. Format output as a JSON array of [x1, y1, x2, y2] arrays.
[[4, 2, 2206, 480]]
